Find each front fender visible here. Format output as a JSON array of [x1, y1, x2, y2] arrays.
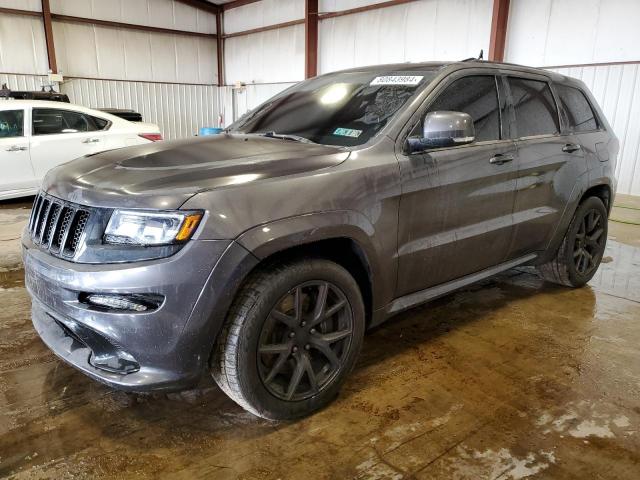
[[235, 210, 395, 311]]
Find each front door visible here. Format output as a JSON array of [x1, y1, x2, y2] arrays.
[[0, 108, 36, 195], [396, 74, 518, 296]]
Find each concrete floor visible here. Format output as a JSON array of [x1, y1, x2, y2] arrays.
[[0, 196, 639, 480]]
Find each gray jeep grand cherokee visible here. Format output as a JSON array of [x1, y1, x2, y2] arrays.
[[23, 61, 617, 420]]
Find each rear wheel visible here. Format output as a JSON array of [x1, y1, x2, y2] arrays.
[[537, 196, 608, 287], [211, 258, 365, 420]]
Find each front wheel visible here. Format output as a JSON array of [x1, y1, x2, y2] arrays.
[[211, 258, 365, 420], [537, 196, 608, 287]]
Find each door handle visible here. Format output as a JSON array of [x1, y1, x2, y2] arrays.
[[562, 143, 581, 153], [489, 154, 514, 165], [82, 138, 100, 144], [6, 145, 27, 152]]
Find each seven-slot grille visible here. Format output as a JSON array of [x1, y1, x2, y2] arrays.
[[28, 193, 91, 258]]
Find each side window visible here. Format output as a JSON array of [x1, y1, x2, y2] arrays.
[[0, 110, 24, 138], [508, 78, 559, 137], [32, 109, 102, 135], [555, 84, 599, 132], [426, 75, 501, 142], [91, 116, 109, 131]]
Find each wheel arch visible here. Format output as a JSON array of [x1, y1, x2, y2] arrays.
[[539, 177, 614, 265], [235, 211, 389, 327], [580, 183, 612, 213]]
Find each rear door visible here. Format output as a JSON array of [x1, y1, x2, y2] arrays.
[[395, 73, 518, 296], [29, 108, 109, 180], [505, 76, 586, 259], [554, 82, 609, 173], [0, 107, 36, 195]]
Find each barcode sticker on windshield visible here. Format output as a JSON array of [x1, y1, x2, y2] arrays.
[[370, 75, 424, 86], [333, 127, 362, 138]]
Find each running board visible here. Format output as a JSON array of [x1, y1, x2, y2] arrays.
[[386, 253, 537, 315]]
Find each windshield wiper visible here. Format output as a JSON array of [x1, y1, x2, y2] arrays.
[[258, 131, 315, 144]]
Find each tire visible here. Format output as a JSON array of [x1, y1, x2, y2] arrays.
[[537, 196, 608, 287], [211, 258, 365, 420]]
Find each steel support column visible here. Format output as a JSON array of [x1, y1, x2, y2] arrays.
[[488, 0, 510, 62], [305, 0, 318, 78], [41, 0, 57, 73]]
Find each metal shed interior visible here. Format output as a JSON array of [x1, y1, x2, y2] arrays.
[[1, 2, 640, 479], [1, 0, 640, 195]]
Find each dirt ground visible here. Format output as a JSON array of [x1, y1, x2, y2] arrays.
[[0, 196, 639, 479]]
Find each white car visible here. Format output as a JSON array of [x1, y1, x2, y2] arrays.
[[0, 100, 162, 200]]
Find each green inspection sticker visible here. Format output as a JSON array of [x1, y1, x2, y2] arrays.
[[333, 127, 362, 138]]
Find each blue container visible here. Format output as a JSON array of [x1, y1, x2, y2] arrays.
[[199, 127, 223, 136]]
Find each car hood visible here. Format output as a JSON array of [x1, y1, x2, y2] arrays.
[[42, 134, 349, 209]]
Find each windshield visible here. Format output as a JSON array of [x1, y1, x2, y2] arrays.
[[229, 70, 439, 147]]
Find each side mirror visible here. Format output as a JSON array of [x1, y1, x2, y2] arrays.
[[405, 111, 475, 154]]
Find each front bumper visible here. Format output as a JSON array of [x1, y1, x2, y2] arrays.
[[23, 234, 258, 392]]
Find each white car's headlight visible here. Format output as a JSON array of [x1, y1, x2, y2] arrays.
[[104, 210, 203, 246]]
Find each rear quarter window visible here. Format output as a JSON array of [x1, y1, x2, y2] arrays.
[[555, 84, 599, 133]]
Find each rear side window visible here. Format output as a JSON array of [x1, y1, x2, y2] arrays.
[[0, 110, 24, 138], [32, 108, 106, 135], [427, 75, 501, 142], [92, 116, 109, 130], [508, 78, 559, 138], [555, 84, 599, 132]]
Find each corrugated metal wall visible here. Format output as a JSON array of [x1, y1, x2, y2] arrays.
[[0, 0, 220, 140], [50, 0, 217, 34], [53, 21, 218, 84], [61, 78, 220, 140], [218, 82, 295, 126], [319, 0, 492, 74], [0, 73, 48, 91], [549, 64, 640, 196], [506, 0, 640, 66], [0, 10, 49, 75], [223, 0, 304, 85], [507, 0, 640, 195]]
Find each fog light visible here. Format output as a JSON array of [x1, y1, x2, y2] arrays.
[[86, 294, 148, 312], [80, 293, 164, 312]]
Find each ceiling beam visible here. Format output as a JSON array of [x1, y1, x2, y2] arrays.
[[305, 0, 318, 79], [488, 0, 510, 62], [216, 11, 225, 85], [175, 0, 220, 14], [319, 0, 420, 19], [42, 0, 58, 73], [51, 14, 217, 38], [222, 19, 303, 39], [0, 6, 41, 17], [222, 0, 261, 11]]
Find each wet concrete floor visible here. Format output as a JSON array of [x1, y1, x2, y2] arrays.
[[0, 197, 639, 479]]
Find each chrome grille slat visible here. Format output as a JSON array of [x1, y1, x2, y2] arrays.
[[34, 199, 51, 243], [28, 195, 43, 232], [43, 203, 62, 248], [28, 193, 93, 260], [51, 207, 73, 253]]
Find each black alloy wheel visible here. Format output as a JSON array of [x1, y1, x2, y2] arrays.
[[211, 258, 365, 420], [573, 208, 605, 276], [258, 281, 353, 401], [537, 196, 608, 287]]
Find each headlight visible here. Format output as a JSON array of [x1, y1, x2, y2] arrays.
[[104, 210, 203, 246]]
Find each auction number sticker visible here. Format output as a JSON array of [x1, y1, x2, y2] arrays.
[[333, 127, 362, 138], [370, 75, 424, 86]]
